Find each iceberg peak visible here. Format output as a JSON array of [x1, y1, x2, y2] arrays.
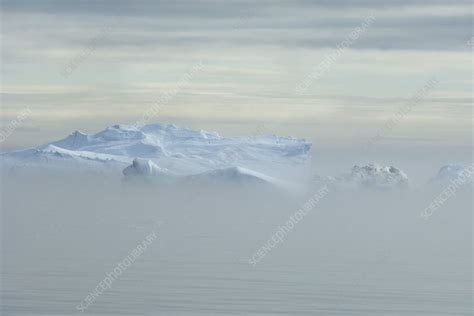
[[123, 158, 163, 177]]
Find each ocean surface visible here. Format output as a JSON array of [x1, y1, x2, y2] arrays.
[[1, 173, 472, 315]]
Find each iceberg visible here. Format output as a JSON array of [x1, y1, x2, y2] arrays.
[[1, 122, 311, 184], [430, 164, 474, 184], [313, 163, 409, 190]]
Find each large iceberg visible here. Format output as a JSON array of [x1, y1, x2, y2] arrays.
[[1, 123, 311, 184]]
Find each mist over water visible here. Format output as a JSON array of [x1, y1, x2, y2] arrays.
[[1, 169, 471, 315], [1, 0, 471, 313]]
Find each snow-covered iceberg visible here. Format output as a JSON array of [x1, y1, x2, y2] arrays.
[[313, 163, 409, 190], [1, 123, 311, 184]]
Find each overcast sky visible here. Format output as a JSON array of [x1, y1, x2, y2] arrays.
[[0, 0, 472, 151]]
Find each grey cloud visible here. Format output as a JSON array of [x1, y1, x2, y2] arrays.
[[2, 0, 472, 16], [2, 0, 471, 53], [2, 13, 471, 53]]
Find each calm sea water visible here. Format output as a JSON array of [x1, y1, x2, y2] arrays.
[[1, 175, 472, 315]]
